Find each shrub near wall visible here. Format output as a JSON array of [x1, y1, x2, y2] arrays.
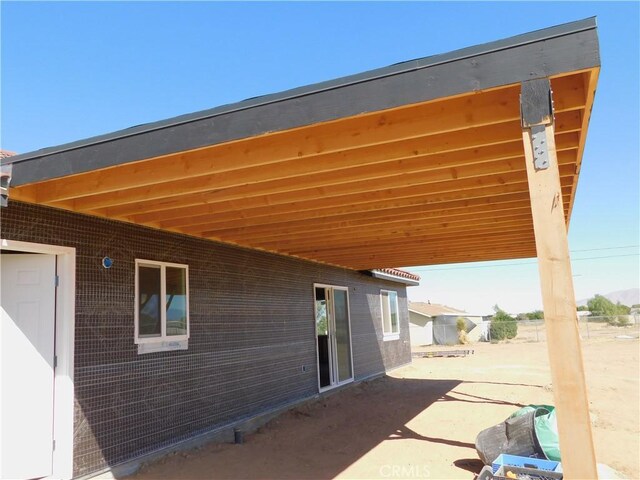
[[490, 309, 518, 341]]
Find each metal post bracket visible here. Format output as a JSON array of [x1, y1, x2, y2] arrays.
[[521, 78, 555, 171], [531, 125, 550, 170]]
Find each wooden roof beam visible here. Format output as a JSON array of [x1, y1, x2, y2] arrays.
[[135, 179, 556, 226], [285, 225, 538, 255], [104, 153, 576, 221], [155, 131, 577, 230], [179, 165, 575, 239], [58, 111, 581, 213], [298, 238, 537, 261], [13, 73, 586, 206], [343, 248, 538, 269], [178, 199, 546, 238], [521, 77, 597, 479], [238, 216, 536, 251], [160, 190, 537, 230], [210, 205, 539, 243]]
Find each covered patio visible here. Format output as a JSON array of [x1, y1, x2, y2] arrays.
[[128, 339, 638, 480], [3, 18, 600, 478]]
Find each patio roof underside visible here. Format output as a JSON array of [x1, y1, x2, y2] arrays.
[[7, 21, 599, 270], [10, 71, 595, 270]]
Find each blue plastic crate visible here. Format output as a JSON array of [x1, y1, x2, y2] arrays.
[[494, 465, 563, 480], [492, 454, 559, 474]]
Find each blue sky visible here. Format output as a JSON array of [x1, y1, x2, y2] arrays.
[[2, 2, 638, 313]]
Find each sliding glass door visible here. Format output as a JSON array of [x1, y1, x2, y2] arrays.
[[314, 285, 353, 390]]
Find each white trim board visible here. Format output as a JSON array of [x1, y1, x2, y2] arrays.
[[1, 239, 76, 480]]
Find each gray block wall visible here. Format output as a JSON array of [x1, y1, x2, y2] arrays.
[[1, 201, 411, 477]]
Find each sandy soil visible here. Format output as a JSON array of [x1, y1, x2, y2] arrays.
[[130, 338, 639, 479]]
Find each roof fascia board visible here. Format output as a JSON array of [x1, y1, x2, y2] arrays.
[[5, 18, 599, 186]]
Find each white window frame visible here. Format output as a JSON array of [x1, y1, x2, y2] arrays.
[[135, 259, 189, 353], [381, 289, 400, 341]]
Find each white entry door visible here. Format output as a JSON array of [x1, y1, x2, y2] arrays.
[[1, 253, 57, 480]]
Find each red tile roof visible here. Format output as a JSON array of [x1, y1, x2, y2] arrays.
[[376, 268, 420, 282], [0, 150, 17, 159]]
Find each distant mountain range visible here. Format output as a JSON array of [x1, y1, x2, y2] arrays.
[[577, 288, 640, 307]]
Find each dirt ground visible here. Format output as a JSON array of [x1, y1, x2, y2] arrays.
[[130, 338, 639, 480]]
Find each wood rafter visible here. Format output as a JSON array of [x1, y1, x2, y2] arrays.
[[233, 216, 537, 251], [178, 198, 546, 237], [8, 70, 595, 270], [209, 208, 540, 245], [14, 73, 584, 207], [292, 236, 539, 257], [99, 153, 576, 221], [345, 249, 538, 270], [57, 122, 578, 213]]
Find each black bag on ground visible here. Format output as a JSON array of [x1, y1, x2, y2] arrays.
[[475, 411, 546, 464]]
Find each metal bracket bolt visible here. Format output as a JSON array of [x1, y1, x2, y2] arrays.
[[530, 125, 550, 170]]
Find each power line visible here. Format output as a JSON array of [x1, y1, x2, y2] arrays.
[[409, 253, 639, 272], [572, 253, 639, 261], [570, 245, 639, 252]]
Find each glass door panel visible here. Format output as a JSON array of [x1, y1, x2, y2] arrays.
[[332, 289, 353, 383], [315, 287, 332, 388], [314, 285, 353, 390]]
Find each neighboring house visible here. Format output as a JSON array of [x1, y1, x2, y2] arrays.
[[409, 302, 488, 345], [0, 18, 600, 480]]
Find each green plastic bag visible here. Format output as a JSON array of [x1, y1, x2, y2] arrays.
[[509, 405, 561, 461]]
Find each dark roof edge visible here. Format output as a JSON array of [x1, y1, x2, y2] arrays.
[[5, 17, 596, 167]]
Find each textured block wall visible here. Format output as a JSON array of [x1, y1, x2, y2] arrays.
[[1, 201, 411, 477]]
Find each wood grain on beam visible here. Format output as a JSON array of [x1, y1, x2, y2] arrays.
[[236, 216, 536, 251], [298, 238, 537, 261], [16, 74, 584, 206], [21, 85, 522, 203], [209, 205, 537, 242], [522, 80, 597, 479], [51, 110, 581, 211], [288, 225, 538, 255], [176, 164, 575, 239], [567, 69, 599, 225], [341, 248, 538, 270], [135, 183, 527, 225], [162, 191, 534, 230], [104, 151, 576, 219], [177, 197, 541, 236]]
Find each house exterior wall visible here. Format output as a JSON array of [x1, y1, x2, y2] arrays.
[[1, 201, 411, 478]]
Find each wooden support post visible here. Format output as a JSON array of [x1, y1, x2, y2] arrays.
[[521, 78, 598, 479]]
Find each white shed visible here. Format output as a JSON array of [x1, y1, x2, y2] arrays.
[[409, 309, 433, 346], [409, 302, 488, 345]]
